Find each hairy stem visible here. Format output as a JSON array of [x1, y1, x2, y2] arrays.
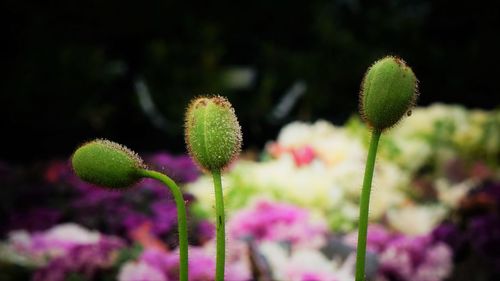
[[212, 169, 225, 281], [355, 129, 381, 281], [139, 169, 188, 281]]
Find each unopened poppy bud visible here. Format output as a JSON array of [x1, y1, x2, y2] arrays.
[[360, 56, 418, 130], [184, 96, 242, 171], [71, 139, 145, 188]]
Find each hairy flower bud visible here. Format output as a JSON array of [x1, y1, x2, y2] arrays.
[[71, 139, 145, 188], [360, 56, 418, 130], [184, 96, 242, 171]]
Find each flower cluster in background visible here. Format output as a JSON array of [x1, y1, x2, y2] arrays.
[[0, 152, 210, 281], [227, 200, 355, 281], [344, 225, 452, 281], [228, 200, 327, 247], [189, 104, 499, 234], [0, 104, 499, 280], [5, 152, 201, 239], [117, 246, 248, 281], [431, 181, 500, 281], [0, 223, 125, 281]]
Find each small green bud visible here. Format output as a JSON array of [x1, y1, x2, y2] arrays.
[[360, 56, 419, 131], [71, 139, 145, 188], [184, 96, 242, 171]]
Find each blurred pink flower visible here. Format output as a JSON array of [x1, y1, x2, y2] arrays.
[[125, 246, 249, 281], [345, 224, 452, 281], [291, 146, 316, 167], [228, 200, 326, 247]]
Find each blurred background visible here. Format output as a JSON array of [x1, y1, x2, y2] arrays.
[[2, 0, 499, 163], [1, 1, 500, 281]]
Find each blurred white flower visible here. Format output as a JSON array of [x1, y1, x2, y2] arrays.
[[370, 161, 410, 219], [389, 138, 432, 172], [413, 243, 453, 281], [258, 242, 355, 281], [436, 178, 476, 208], [40, 223, 101, 245], [118, 261, 167, 281], [387, 205, 447, 235]]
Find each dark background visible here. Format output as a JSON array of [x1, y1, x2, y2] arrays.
[[2, 0, 500, 163]]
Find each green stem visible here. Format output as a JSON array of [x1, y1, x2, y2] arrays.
[[139, 169, 188, 281], [355, 129, 382, 281], [212, 169, 225, 281]]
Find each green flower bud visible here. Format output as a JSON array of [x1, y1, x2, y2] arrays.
[[71, 139, 145, 188], [360, 56, 419, 131], [184, 96, 242, 171]]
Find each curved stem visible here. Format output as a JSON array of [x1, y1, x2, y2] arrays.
[[211, 169, 225, 281], [139, 169, 188, 281], [355, 129, 381, 281]]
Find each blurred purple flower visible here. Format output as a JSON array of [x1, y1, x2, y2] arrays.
[[344, 224, 393, 253], [183, 247, 216, 281], [146, 152, 199, 184], [121, 209, 150, 233], [9, 223, 103, 259], [5, 223, 125, 281], [197, 220, 216, 243], [139, 177, 171, 198], [345, 225, 452, 281], [430, 181, 500, 279], [379, 236, 452, 281], [32, 153, 199, 237], [71, 187, 122, 208], [432, 222, 465, 254], [468, 214, 500, 266], [151, 200, 178, 235], [124, 246, 249, 281], [141, 247, 215, 281], [33, 236, 125, 281], [138, 248, 173, 273], [228, 200, 326, 246]]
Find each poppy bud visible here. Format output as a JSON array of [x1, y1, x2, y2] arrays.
[[184, 96, 242, 171], [71, 139, 145, 188], [360, 56, 418, 130]]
